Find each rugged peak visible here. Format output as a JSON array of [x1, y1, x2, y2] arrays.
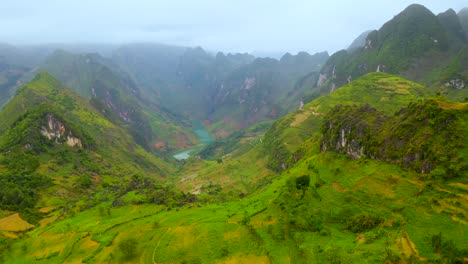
[[401, 3, 434, 16], [459, 7, 468, 15], [279, 52, 293, 62], [439, 8, 457, 16], [17, 71, 65, 95], [347, 30, 373, 51], [438, 7, 467, 43]]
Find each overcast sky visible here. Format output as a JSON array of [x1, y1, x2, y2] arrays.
[[1, 0, 467, 54]]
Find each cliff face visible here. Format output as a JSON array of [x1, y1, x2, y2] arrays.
[[40, 114, 82, 147], [321, 100, 466, 177]]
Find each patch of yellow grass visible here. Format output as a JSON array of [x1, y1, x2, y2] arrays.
[[39, 215, 58, 228], [332, 181, 345, 192], [353, 176, 395, 199], [39, 206, 57, 214], [290, 107, 321, 127], [449, 182, 468, 191], [396, 232, 425, 261], [435, 100, 467, 110], [1, 231, 19, 239], [224, 230, 243, 240], [218, 255, 270, 264], [0, 213, 34, 231]]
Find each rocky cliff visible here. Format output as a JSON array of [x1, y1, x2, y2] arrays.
[[321, 100, 466, 177]]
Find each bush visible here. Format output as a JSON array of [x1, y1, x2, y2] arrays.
[[345, 212, 382, 233], [119, 238, 138, 259]]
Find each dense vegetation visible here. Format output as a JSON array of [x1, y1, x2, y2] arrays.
[[321, 99, 467, 177]]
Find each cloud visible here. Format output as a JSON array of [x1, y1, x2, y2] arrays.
[[0, 0, 466, 54]]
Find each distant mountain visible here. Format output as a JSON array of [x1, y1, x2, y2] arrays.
[[113, 44, 328, 137], [209, 52, 329, 135], [0, 61, 29, 108], [347, 30, 373, 51], [318, 4, 468, 101], [459, 7, 468, 37], [39, 50, 197, 152]]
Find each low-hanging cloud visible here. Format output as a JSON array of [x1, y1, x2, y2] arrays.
[[1, 0, 466, 54]]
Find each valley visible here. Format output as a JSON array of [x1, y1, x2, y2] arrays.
[[0, 2, 467, 264], [173, 122, 213, 160]]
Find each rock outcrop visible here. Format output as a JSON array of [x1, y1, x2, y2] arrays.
[[40, 114, 82, 147]]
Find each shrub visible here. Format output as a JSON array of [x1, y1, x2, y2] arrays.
[[345, 212, 382, 233], [119, 238, 138, 259]]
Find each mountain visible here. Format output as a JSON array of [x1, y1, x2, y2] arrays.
[[113, 44, 329, 137], [264, 72, 429, 171], [38, 50, 197, 153], [0, 61, 29, 108], [208, 52, 329, 136], [318, 4, 468, 101], [3, 72, 466, 263], [0, 72, 180, 224], [1, 4, 467, 264], [347, 30, 373, 51], [459, 7, 468, 37]]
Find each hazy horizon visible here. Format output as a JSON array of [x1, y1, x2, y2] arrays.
[[1, 0, 467, 55]]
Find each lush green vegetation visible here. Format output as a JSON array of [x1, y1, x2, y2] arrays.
[[1, 70, 465, 263], [319, 4, 468, 103], [264, 72, 429, 172], [321, 99, 467, 177], [0, 4, 467, 263]]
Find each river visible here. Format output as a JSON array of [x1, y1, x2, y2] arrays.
[[172, 121, 214, 160]]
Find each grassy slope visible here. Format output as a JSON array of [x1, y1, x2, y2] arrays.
[[5, 148, 466, 263]]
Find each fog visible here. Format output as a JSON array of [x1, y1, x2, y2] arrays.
[[1, 0, 466, 54]]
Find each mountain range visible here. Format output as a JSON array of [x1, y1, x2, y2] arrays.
[[0, 4, 467, 263]]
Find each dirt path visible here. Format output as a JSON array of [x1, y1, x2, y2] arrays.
[[152, 227, 171, 264]]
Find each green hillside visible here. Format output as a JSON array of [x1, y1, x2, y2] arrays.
[[1, 3, 468, 264], [318, 4, 468, 101], [263, 72, 429, 171], [0, 72, 179, 228], [2, 73, 466, 263]]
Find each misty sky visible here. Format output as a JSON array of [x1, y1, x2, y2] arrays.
[[1, 0, 467, 54]]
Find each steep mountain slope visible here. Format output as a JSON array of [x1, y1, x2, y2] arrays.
[[0, 61, 29, 108], [208, 52, 329, 135], [318, 4, 468, 100], [4, 73, 466, 263], [113, 44, 329, 137], [347, 30, 373, 51], [0, 72, 176, 223], [459, 7, 468, 37], [38, 50, 197, 152], [264, 72, 429, 171]]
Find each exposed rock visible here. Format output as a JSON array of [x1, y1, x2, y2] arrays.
[[317, 73, 328, 87], [40, 114, 82, 147], [364, 39, 373, 50], [444, 79, 465, 89], [243, 77, 256, 90], [298, 100, 304, 110], [66, 136, 82, 148]]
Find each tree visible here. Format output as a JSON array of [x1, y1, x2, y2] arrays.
[[296, 175, 310, 197]]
